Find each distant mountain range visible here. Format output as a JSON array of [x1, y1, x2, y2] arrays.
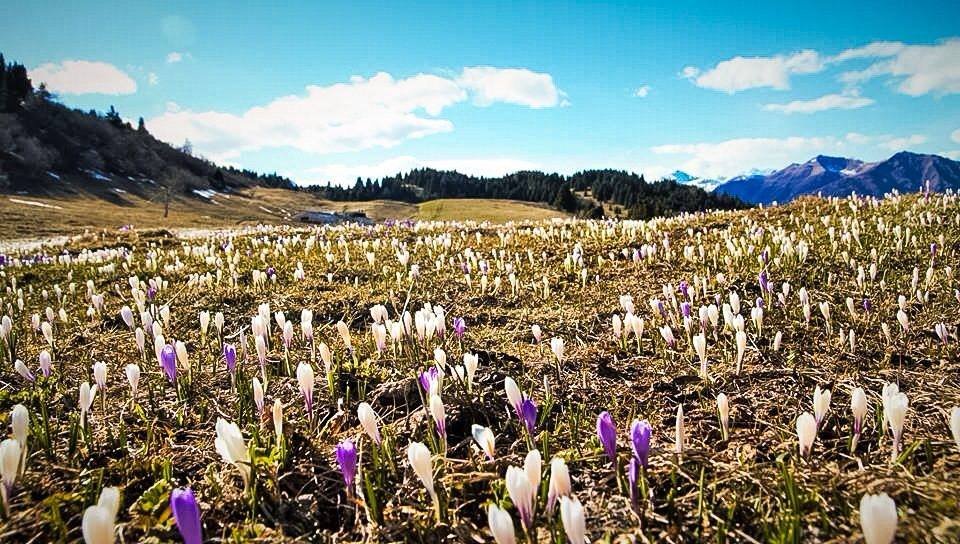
[[671, 152, 960, 204]]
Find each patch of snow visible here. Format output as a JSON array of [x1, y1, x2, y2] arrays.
[[840, 168, 859, 176], [47, 171, 60, 180], [192, 189, 218, 199], [9, 198, 63, 210], [113, 188, 127, 194], [82, 169, 112, 182]]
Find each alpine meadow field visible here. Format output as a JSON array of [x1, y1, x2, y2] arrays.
[[0, 191, 959, 543]]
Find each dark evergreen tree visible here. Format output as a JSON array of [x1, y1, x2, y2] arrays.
[[137, 117, 146, 132]]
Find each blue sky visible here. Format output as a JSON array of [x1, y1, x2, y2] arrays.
[[5, 1, 960, 183]]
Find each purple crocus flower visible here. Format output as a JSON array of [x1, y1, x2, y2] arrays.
[[761, 248, 769, 265], [419, 367, 439, 394], [681, 302, 691, 319], [656, 300, 666, 318], [146, 286, 157, 301], [266, 266, 276, 278], [862, 298, 872, 313], [335, 439, 358, 490], [630, 419, 652, 469], [931, 243, 937, 259], [170, 487, 203, 544], [160, 344, 177, 382], [756, 297, 764, 310], [596, 411, 617, 463], [223, 343, 237, 373], [758, 270, 770, 293], [627, 456, 641, 513], [520, 399, 538, 434], [453, 317, 466, 338], [679, 280, 689, 300]]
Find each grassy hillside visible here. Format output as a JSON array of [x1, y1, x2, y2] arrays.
[[0, 189, 569, 241]]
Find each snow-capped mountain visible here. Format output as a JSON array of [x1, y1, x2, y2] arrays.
[[712, 152, 960, 204], [668, 170, 723, 191]]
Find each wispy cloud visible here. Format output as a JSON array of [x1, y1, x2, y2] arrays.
[[651, 136, 844, 178], [166, 51, 184, 63], [878, 134, 927, 150], [633, 85, 650, 98], [29, 60, 137, 95], [835, 38, 960, 95], [763, 90, 874, 114]]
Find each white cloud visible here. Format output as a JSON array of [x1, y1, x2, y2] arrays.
[[147, 67, 563, 160], [29, 60, 137, 95], [952, 128, 960, 144], [836, 38, 960, 96], [633, 85, 650, 98], [845, 132, 872, 144], [148, 72, 159, 85], [682, 50, 823, 93], [457, 67, 566, 108], [166, 51, 183, 63], [763, 90, 874, 114], [829, 41, 905, 63], [938, 150, 960, 160], [299, 156, 541, 185], [878, 134, 927, 151], [651, 136, 844, 178]]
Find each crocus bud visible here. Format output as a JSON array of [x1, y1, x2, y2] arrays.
[[471, 424, 496, 459], [407, 441, 437, 508], [0, 438, 21, 512], [547, 457, 571, 512], [39, 350, 52, 377], [463, 353, 479, 391], [630, 419, 652, 468], [859, 492, 897, 544], [336, 320, 352, 351], [796, 412, 816, 458], [882, 389, 909, 458], [252, 378, 264, 414], [120, 306, 134, 329], [335, 439, 358, 490], [429, 394, 447, 439], [214, 418, 251, 488], [505, 465, 534, 529], [296, 362, 314, 416], [487, 504, 516, 544], [93, 361, 107, 391], [550, 337, 565, 362], [125, 364, 140, 400], [531, 324, 542, 343], [272, 399, 283, 439], [160, 344, 177, 383], [851, 387, 867, 435], [596, 411, 617, 463], [14, 360, 34, 382], [81, 499, 116, 544], [559, 496, 587, 544], [813, 386, 831, 428], [520, 399, 537, 435], [170, 487, 203, 544], [357, 402, 381, 445], [504, 377, 523, 418], [223, 343, 237, 373], [717, 393, 730, 441]]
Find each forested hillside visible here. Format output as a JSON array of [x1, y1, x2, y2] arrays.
[[308, 168, 749, 220]]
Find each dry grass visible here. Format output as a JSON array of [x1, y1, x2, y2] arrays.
[[0, 193, 957, 543], [0, 189, 564, 243]]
